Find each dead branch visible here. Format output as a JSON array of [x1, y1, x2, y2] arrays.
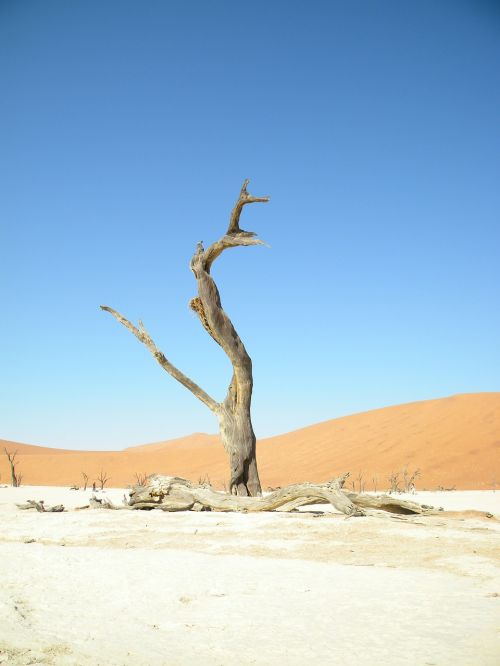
[[227, 178, 270, 235], [100, 306, 219, 413]]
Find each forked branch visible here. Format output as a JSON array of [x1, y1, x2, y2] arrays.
[[227, 178, 270, 235]]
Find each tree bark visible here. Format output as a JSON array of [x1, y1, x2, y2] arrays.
[[101, 180, 269, 496]]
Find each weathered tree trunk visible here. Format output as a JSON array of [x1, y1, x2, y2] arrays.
[[126, 475, 436, 516], [17, 476, 438, 517], [101, 180, 269, 496]]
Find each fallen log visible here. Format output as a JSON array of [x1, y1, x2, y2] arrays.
[[127, 475, 435, 516], [14, 477, 436, 517], [16, 500, 65, 512], [278, 492, 438, 515]]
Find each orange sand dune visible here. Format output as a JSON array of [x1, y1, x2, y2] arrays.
[[1, 393, 499, 490]]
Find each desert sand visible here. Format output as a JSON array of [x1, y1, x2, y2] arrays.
[[0, 485, 499, 665], [1, 393, 499, 490]]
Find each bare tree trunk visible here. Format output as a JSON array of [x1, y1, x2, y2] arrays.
[[101, 180, 269, 496]]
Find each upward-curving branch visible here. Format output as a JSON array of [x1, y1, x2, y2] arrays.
[[101, 180, 270, 496]]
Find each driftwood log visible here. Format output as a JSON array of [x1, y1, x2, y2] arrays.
[[16, 476, 436, 517], [16, 500, 64, 512], [126, 475, 434, 516], [101, 180, 270, 497]]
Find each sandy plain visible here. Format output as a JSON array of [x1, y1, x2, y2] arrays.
[[0, 486, 499, 666]]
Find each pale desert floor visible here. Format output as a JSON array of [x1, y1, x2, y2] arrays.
[[0, 487, 499, 665]]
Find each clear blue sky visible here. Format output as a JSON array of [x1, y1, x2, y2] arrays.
[[1, 1, 499, 450]]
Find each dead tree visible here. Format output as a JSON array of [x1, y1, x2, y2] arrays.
[[403, 467, 421, 493], [97, 469, 109, 490], [355, 471, 365, 493], [4, 448, 21, 487], [102, 180, 269, 496], [81, 472, 89, 491], [126, 475, 436, 516], [387, 471, 402, 494], [134, 472, 149, 486], [17, 475, 440, 516]]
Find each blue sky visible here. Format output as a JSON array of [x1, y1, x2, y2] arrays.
[[1, 1, 499, 450]]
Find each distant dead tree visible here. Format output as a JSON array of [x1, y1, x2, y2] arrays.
[[4, 448, 22, 487], [387, 471, 401, 494], [402, 467, 421, 493], [387, 468, 421, 494], [372, 475, 378, 493], [81, 472, 89, 491], [355, 471, 365, 493], [134, 472, 148, 486], [197, 473, 212, 487], [97, 469, 109, 490], [102, 180, 270, 496]]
